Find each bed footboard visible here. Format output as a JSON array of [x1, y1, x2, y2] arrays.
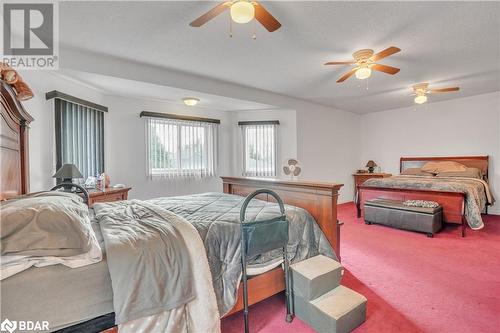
[[221, 177, 343, 256]]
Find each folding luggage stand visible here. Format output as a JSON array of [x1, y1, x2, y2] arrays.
[[240, 189, 293, 333]]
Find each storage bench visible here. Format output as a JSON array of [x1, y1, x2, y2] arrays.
[[364, 199, 442, 237]]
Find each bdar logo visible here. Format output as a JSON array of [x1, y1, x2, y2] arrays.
[[0, 319, 17, 333]]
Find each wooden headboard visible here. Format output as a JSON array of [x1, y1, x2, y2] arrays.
[[1, 80, 34, 199], [400, 156, 489, 179]]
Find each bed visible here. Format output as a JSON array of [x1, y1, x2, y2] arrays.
[[356, 156, 492, 237], [0, 79, 344, 332]]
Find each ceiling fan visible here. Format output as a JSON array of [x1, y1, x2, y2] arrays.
[[325, 47, 401, 83], [189, 1, 281, 32], [412, 83, 460, 104]]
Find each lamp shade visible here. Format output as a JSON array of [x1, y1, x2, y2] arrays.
[[52, 164, 83, 180], [365, 160, 377, 168]]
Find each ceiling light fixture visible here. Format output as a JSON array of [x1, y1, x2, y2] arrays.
[[230, 1, 255, 24], [355, 66, 372, 80], [182, 97, 200, 106], [414, 94, 428, 104]]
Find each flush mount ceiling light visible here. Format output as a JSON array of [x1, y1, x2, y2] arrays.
[[182, 97, 200, 106], [189, 1, 281, 32], [324, 47, 401, 83], [412, 83, 460, 105]]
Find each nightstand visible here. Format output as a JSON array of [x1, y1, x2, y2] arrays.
[[87, 187, 131, 207], [353, 173, 391, 202]]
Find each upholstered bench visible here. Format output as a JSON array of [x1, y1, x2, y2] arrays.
[[364, 199, 442, 237]]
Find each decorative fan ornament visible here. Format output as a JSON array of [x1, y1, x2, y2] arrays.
[[283, 159, 302, 177], [324, 47, 401, 83], [412, 83, 460, 104]]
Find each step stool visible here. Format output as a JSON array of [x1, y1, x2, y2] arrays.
[[291, 255, 367, 333]]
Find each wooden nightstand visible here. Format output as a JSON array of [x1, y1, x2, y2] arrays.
[[353, 173, 391, 202], [87, 187, 131, 207]]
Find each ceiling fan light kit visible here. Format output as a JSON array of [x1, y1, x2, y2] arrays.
[[414, 94, 428, 104], [190, 0, 281, 35], [325, 46, 401, 83], [230, 1, 255, 24], [355, 66, 372, 80], [411, 83, 459, 104]]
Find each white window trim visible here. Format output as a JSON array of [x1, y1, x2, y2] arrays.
[[240, 122, 279, 177], [145, 117, 218, 179]]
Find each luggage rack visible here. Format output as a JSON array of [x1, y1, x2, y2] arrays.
[[240, 189, 293, 333]]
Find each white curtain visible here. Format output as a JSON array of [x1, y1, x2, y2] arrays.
[[146, 117, 218, 178], [240, 123, 277, 177]]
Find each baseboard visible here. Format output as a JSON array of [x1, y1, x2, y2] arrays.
[[338, 201, 355, 207]]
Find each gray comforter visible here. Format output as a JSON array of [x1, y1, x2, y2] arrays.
[[148, 192, 336, 315], [363, 175, 494, 230], [93, 200, 195, 324]]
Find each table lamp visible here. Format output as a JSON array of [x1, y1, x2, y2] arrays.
[[52, 164, 83, 191], [365, 160, 377, 173]]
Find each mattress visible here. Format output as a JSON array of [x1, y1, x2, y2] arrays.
[[0, 223, 114, 332]]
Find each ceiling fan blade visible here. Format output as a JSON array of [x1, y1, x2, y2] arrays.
[[337, 69, 356, 83], [371, 63, 400, 75], [254, 2, 281, 32], [430, 87, 460, 93], [324, 61, 355, 65], [370, 46, 401, 62], [189, 2, 229, 27]]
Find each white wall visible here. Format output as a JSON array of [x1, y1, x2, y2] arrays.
[[360, 92, 500, 214], [297, 108, 361, 203], [19, 71, 105, 192], [229, 109, 297, 178]]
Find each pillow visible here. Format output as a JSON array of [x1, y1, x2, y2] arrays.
[[436, 167, 484, 179], [1, 192, 95, 257], [421, 161, 467, 174], [401, 168, 434, 176]]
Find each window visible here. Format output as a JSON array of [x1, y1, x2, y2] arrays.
[[54, 98, 105, 179], [146, 116, 218, 178], [239, 121, 278, 177]]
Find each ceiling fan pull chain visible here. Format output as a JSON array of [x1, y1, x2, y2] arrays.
[[252, 19, 257, 40], [229, 12, 233, 38]]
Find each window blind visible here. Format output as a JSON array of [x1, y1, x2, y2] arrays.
[[54, 99, 105, 179], [240, 122, 278, 177], [146, 117, 218, 178]]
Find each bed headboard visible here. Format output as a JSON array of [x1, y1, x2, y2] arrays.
[[1, 80, 34, 199], [400, 156, 489, 179]]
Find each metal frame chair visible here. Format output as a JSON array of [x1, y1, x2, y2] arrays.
[[240, 189, 293, 333]]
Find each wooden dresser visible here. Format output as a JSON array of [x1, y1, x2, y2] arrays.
[[353, 173, 391, 201], [87, 187, 131, 206]]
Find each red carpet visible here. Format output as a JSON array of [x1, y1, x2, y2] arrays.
[[221, 202, 500, 333]]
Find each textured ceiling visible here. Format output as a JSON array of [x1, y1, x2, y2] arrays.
[[55, 69, 276, 112], [59, 1, 500, 113]]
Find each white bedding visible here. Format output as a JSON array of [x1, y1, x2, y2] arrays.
[[0, 227, 102, 280]]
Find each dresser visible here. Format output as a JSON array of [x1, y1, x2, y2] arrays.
[[353, 173, 391, 202], [87, 187, 131, 206]]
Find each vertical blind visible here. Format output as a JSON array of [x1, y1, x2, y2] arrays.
[[54, 99, 105, 179], [146, 117, 218, 178], [240, 123, 278, 177]]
